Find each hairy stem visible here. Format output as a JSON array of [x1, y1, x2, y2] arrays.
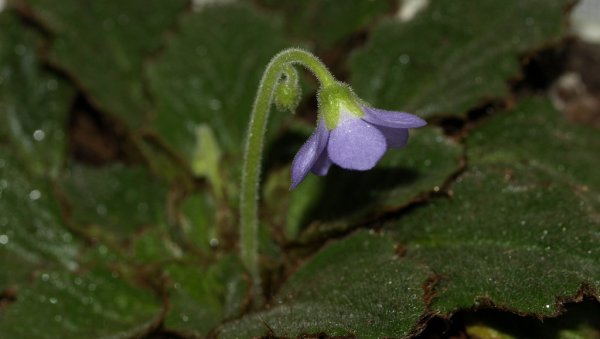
[[239, 48, 334, 304]]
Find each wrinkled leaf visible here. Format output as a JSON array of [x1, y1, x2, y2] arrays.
[[387, 98, 599, 315], [0, 147, 79, 288], [0, 269, 162, 338], [390, 164, 599, 315], [24, 0, 187, 126], [350, 0, 570, 118], [163, 256, 248, 337], [468, 98, 600, 194], [61, 163, 168, 241], [147, 3, 287, 165], [0, 11, 74, 177], [220, 231, 431, 338], [257, 0, 392, 50]]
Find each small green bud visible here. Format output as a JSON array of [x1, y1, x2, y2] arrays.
[[274, 65, 301, 113]]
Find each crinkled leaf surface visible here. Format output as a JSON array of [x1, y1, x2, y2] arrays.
[[0, 11, 78, 288], [265, 127, 462, 242], [386, 98, 599, 315], [0, 269, 162, 339], [350, 0, 570, 118], [257, 0, 393, 50], [468, 98, 600, 195], [0, 147, 165, 338], [0, 12, 73, 177], [220, 231, 431, 338], [0, 147, 79, 288], [24, 0, 187, 126], [163, 255, 248, 337], [61, 164, 168, 240], [389, 164, 599, 315], [147, 3, 287, 164]]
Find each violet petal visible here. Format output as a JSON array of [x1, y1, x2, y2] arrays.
[[290, 120, 329, 189], [328, 118, 386, 170], [362, 106, 427, 129], [311, 148, 333, 176], [376, 126, 409, 149]]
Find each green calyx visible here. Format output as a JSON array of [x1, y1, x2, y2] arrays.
[[317, 82, 364, 130]]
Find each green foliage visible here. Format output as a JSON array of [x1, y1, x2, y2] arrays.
[[0, 13, 74, 177], [1, 0, 598, 338], [147, 3, 288, 164], [350, 0, 570, 118], [220, 231, 431, 338], [25, 0, 187, 126], [257, 0, 393, 50], [61, 164, 169, 240], [0, 269, 162, 338], [164, 256, 248, 337], [0, 148, 80, 288]]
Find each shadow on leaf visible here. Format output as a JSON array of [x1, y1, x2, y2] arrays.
[[301, 165, 421, 226]]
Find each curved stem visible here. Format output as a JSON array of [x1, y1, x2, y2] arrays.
[[240, 48, 334, 304]]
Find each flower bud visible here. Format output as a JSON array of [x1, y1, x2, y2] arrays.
[[274, 66, 301, 113]]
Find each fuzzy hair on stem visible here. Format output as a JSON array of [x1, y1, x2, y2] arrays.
[[239, 48, 335, 306]]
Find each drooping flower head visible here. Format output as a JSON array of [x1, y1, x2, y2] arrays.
[[290, 81, 426, 189]]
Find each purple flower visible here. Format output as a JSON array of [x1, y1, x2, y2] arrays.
[[290, 83, 426, 189]]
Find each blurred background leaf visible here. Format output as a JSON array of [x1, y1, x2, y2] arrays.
[[350, 0, 571, 118], [23, 0, 188, 127], [0, 12, 74, 177]]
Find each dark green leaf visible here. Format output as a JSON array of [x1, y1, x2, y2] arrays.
[[0, 147, 79, 289], [61, 163, 168, 241], [147, 3, 288, 165], [386, 98, 599, 315], [24, 0, 187, 126], [468, 98, 600, 193], [163, 256, 248, 337], [0, 11, 74, 177], [220, 231, 431, 338], [0, 269, 162, 338], [350, 0, 570, 118], [178, 192, 218, 253], [257, 0, 393, 50]]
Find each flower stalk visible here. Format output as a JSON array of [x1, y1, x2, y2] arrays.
[[239, 48, 334, 304]]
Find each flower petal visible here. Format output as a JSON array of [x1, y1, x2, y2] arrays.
[[328, 118, 386, 170], [311, 148, 333, 176], [376, 126, 409, 149], [290, 120, 329, 189], [362, 106, 427, 129]]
